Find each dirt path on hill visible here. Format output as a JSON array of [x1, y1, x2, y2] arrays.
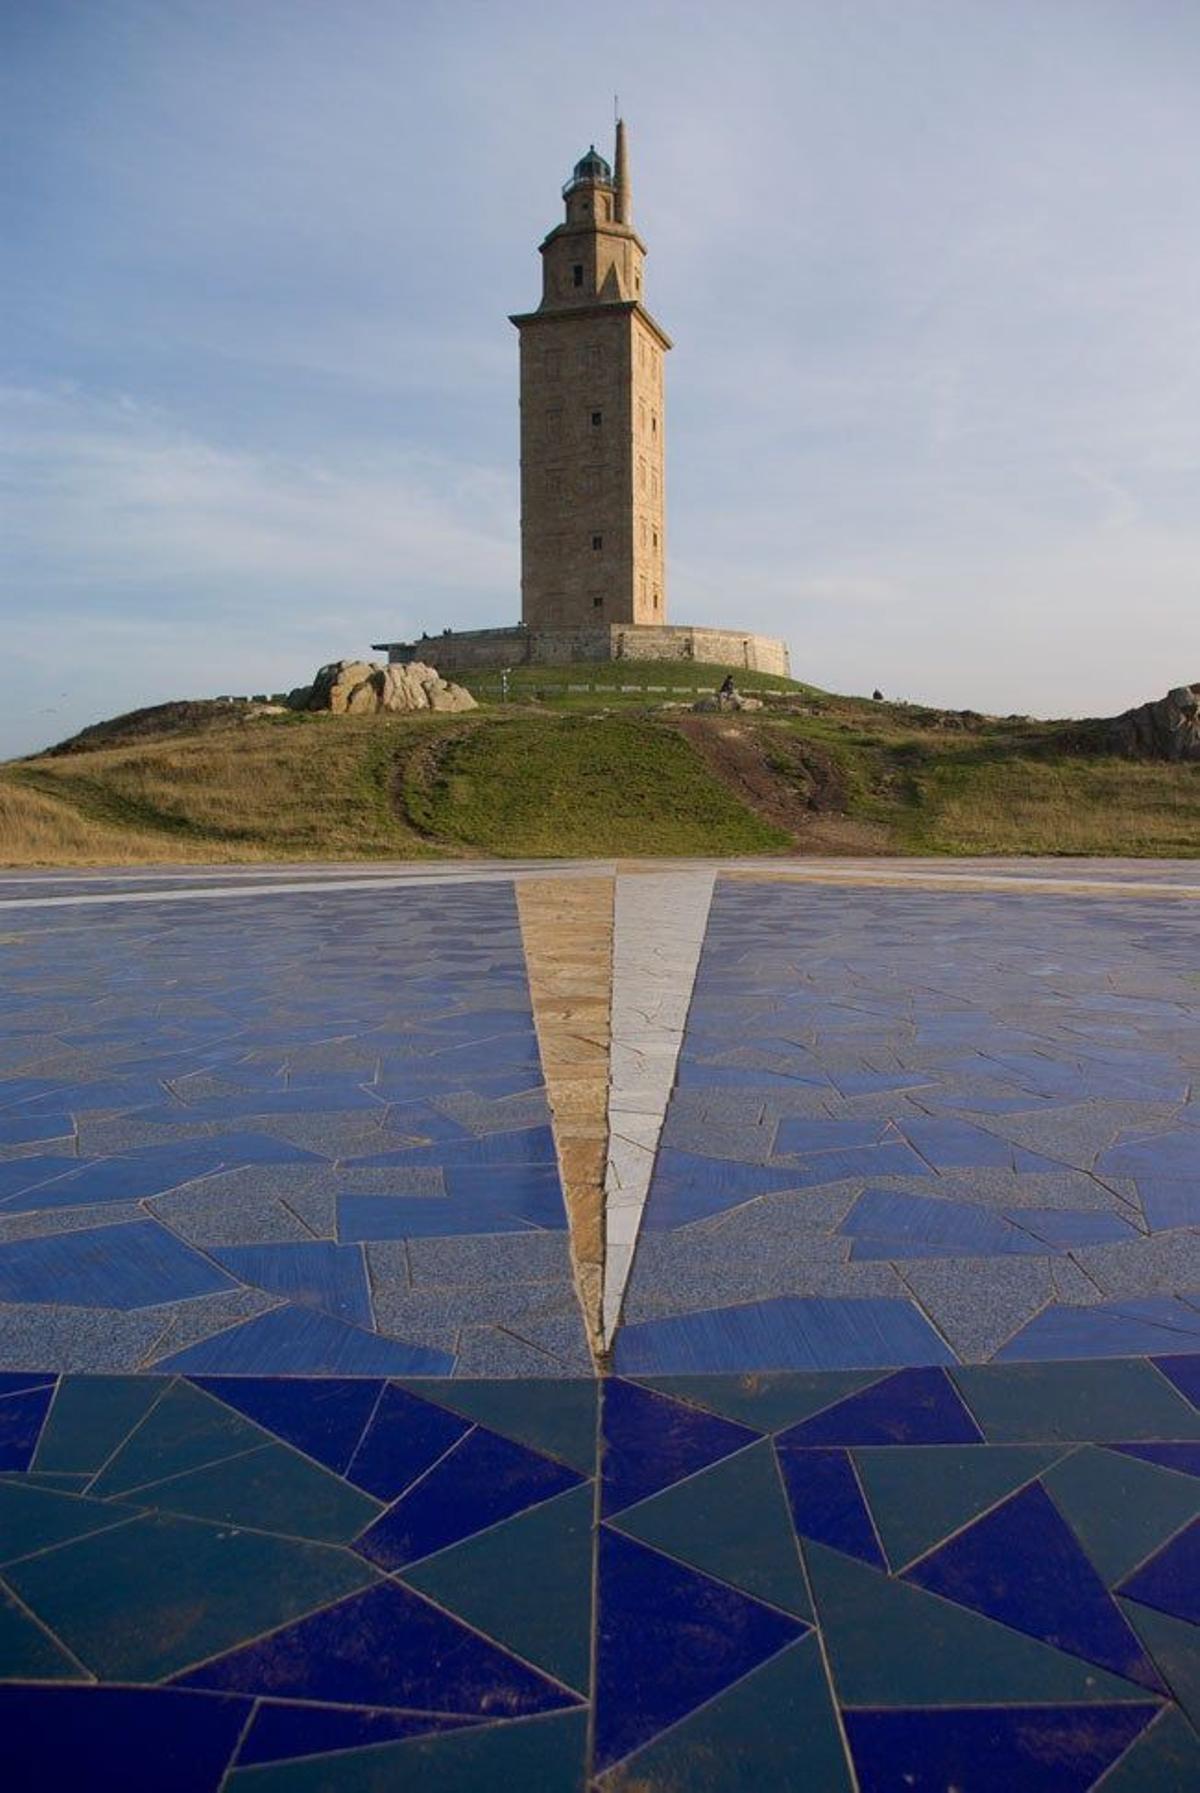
[[674, 717, 892, 853]]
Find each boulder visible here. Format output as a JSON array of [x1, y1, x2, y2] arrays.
[[692, 691, 763, 715], [296, 660, 476, 717], [1105, 683, 1200, 762]]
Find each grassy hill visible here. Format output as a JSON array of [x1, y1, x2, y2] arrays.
[[1, 663, 1197, 865]]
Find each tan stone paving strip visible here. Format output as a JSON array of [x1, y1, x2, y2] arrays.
[[724, 868, 1200, 899], [516, 877, 614, 1360]]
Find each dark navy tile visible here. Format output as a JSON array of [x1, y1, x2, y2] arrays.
[[346, 1383, 470, 1500], [905, 1481, 1164, 1691], [0, 1685, 250, 1793], [601, 1378, 759, 1516], [0, 1382, 55, 1470], [594, 1527, 805, 1773], [236, 1703, 481, 1768], [1154, 1355, 1200, 1408], [777, 1368, 983, 1449], [1112, 1441, 1200, 1479], [775, 1444, 885, 1567], [187, 1376, 382, 1474], [1118, 1519, 1200, 1627], [843, 1703, 1158, 1793], [356, 1424, 582, 1567], [175, 1578, 581, 1716]]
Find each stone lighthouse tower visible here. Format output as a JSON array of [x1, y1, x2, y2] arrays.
[[374, 125, 790, 678], [510, 120, 672, 629]]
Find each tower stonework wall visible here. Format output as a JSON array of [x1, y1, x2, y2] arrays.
[[512, 128, 669, 631], [375, 124, 790, 681]]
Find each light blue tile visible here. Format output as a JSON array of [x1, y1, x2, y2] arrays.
[[212, 1242, 372, 1326], [0, 1219, 234, 1309], [613, 1295, 956, 1375], [996, 1301, 1200, 1362], [155, 1301, 453, 1374]]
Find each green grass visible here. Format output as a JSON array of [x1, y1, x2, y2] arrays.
[[3, 674, 1197, 865], [458, 659, 818, 707], [412, 715, 790, 856]]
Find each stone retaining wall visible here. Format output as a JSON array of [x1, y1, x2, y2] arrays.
[[372, 623, 791, 678]]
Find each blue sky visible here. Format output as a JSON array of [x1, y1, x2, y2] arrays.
[[2, 0, 1198, 757]]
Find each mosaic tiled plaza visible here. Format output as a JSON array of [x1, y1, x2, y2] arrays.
[[0, 860, 1197, 1789]]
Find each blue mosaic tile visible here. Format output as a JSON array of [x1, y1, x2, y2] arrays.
[[896, 1116, 1018, 1170], [840, 1189, 1045, 1258], [775, 1444, 885, 1567], [1099, 1129, 1200, 1180], [614, 1296, 958, 1375], [843, 1703, 1158, 1793], [906, 1481, 1164, 1690], [0, 1372, 56, 1397], [997, 1302, 1200, 1361], [0, 1382, 54, 1470], [345, 1383, 470, 1500], [1111, 1441, 1200, 1479], [773, 1118, 893, 1155], [338, 1194, 541, 1242], [187, 1376, 382, 1474], [356, 1425, 583, 1568], [0, 1112, 74, 1145], [0, 1156, 101, 1204], [1007, 1209, 1141, 1249], [1139, 1182, 1200, 1231], [1118, 1519, 1200, 1627], [1, 1146, 230, 1211], [0, 1219, 234, 1309], [777, 1368, 983, 1449], [236, 1703, 482, 1767], [211, 1242, 372, 1327], [176, 1578, 582, 1716], [353, 1125, 558, 1169], [594, 1527, 806, 1774], [1154, 1355, 1200, 1407], [0, 1685, 250, 1793], [601, 1379, 758, 1516], [156, 1303, 453, 1376]]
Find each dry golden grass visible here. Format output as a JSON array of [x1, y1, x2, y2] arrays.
[[909, 758, 1200, 855], [1, 716, 445, 865], [0, 779, 228, 865]]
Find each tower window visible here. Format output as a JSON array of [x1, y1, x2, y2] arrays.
[[592, 534, 603, 551], [651, 414, 657, 434], [592, 594, 603, 609], [591, 410, 602, 427], [572, 264, 584, 287], [653, 530, 658, 548]]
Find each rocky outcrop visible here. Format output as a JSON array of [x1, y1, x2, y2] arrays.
[[292, 660, 477, 717], [1105, 684, 1200, 762], [691, 691, 764, 715]]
